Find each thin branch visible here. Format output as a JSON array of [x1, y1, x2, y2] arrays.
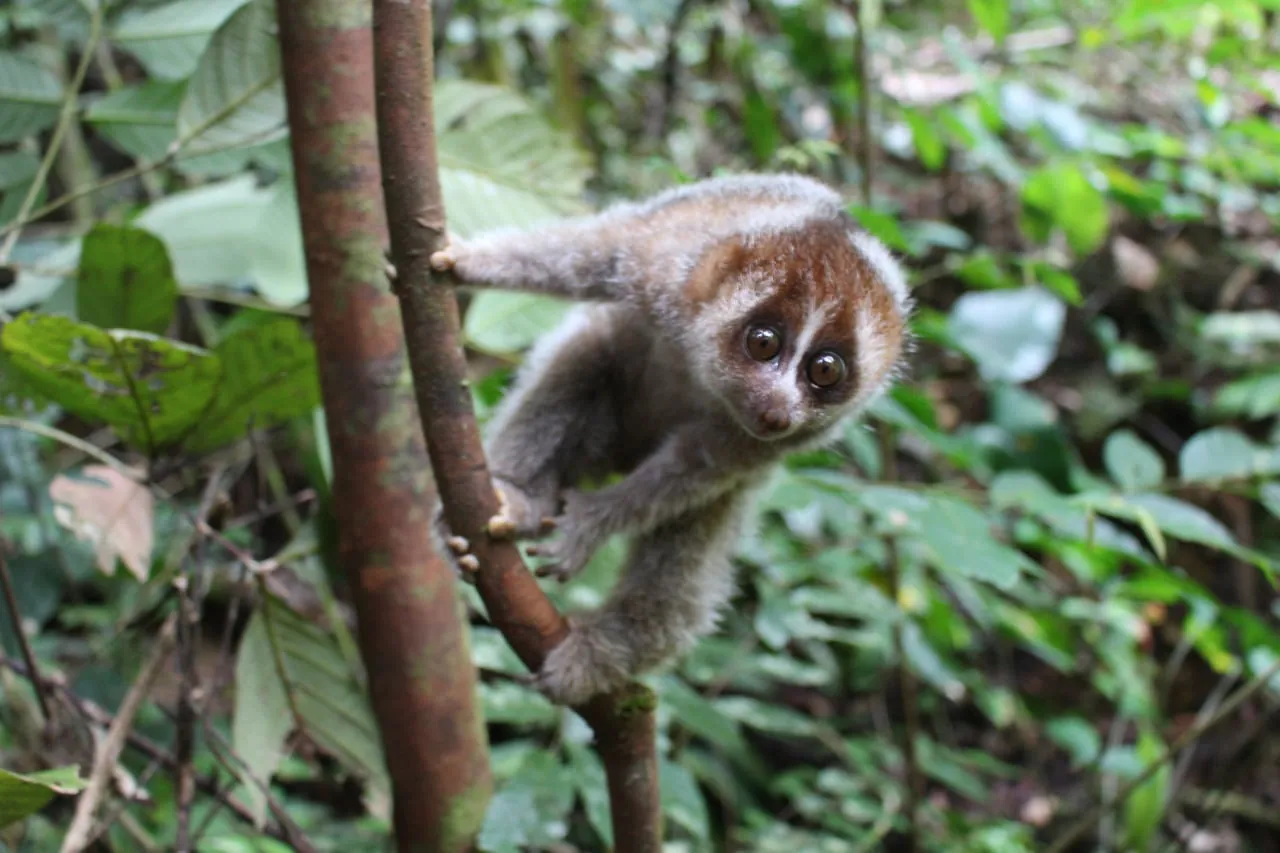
[[0, 538, 52, 722], [371, 1, 662, 849], [0, 2, 103, 264], [854, 0, 874, 206], [880, 425, 921, 851], [60, 614, 178, 853], [1045, 657, 1280, 853]]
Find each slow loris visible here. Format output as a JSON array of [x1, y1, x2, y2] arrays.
[[430, 173, 912, 706]]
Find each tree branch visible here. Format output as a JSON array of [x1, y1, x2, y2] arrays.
[[60, 614, 177, 853], [370, 1, 662, 850], [0, 538, 52, 722], [276, 2, 494, 850]]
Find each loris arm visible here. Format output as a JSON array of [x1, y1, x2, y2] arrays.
[[430, 208, 657, 302], [530, 427, 749, 580]]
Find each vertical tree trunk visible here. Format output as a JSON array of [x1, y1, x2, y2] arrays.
[[369, 1, 664, 850], [275, 4, 493, 851]]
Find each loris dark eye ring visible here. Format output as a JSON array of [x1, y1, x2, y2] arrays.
[[807, 352, 846, 388], [745, 325, 781, 361]]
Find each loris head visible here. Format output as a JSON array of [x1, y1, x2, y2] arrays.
[[683, 216, 912, 442]]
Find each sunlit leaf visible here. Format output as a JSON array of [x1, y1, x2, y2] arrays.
[[1, 314, 220, 450], [1122, 727, 1170, 851], [0, 766, 86, 829], [85, 80, 184, 161], [478, 752, 574, 852], [947, 287, 1066, 383], [967, 0, 1010, 42], [463, 293, 571, 355], [1021, 164, 1109, 255]]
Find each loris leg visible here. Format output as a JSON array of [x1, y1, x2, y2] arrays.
[[533, 491, 748, 706], [437, 306, 623, 570]]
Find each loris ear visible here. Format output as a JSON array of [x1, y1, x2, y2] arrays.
[[684, 236, 749, 306]]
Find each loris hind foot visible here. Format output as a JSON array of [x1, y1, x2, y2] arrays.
[[433, 478, 554, 581], [529, 618, 633, 706]]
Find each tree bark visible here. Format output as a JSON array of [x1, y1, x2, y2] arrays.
[[276, 3, 493, 851], [369, 1, 663, 851]]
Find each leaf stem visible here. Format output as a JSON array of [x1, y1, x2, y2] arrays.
[[0, 2, 104, 265]]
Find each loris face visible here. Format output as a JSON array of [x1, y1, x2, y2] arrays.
[[684, 218, 910, 442]]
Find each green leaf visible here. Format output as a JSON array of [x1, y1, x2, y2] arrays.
[[232, 610, 293, 826], [1103, 429, 1165, 491], [0, 766, 87, 829], [176, 0, 286, 155], [1044, 717, 1100, 768], [1, 314, 220, 450], [247, 597, 390, 807], [914, 495, 1031, 590], [463, 293, 571, 355], [76, 225, 179, 334], [947, 287, 1066, 383], [1080, 492, 1236, 553], [0, 53, 62, 143], [478, 752, 574, 852], [968, 0, 1010, 42], [85, 80, 184, 161], [182, 317, 320, 453], [435, 81, 590, 236], [566, 743, 612, 848], [904, 108, 946, 171], [1179, 427, 1280, 483], [1021, 164, 1109, 255], [1262, 483, 1280, 520], [1122, 727, 1170, 852], [111, 0, 252, 80], [660, 758, 711, 841]]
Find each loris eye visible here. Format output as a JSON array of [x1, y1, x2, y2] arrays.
[[807, 352, 846, 388], [745, 325, 781, 361]]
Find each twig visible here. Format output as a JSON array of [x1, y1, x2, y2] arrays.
[[880, 425, 921, 852], [0, 537, 52, 722], [655, 0, 700, 138], [0, 653, 297, 844], [0, 2, 103, 264], [853, 0, 874, 206], [60, 614, 178, 853], [1045, 657, 1280, 853], [371, 1, 662, 849]]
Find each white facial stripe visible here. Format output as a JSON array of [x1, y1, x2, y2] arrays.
[[849, 231, 910, 313], [853, 303, 891, 400], [786, 301, 831, 374]]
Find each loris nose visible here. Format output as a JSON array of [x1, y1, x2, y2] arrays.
[[759, 408, 792, 433]]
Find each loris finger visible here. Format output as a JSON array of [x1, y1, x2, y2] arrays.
[[429, 247, 457, 272]]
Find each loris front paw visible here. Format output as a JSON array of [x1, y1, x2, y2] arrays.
[[429, 234, 464, 274], [532, 620, 630, 706], [526, 490, 604, 583]]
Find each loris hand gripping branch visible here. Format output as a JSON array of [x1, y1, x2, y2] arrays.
[[430, 174, 912, 706]]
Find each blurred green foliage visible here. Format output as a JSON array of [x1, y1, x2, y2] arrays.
[[1, 0, 1279, 851]]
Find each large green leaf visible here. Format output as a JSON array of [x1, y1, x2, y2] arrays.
[[0, 150, 41, 223], [176, 0, 285, 154], [239, 597, 389, 810], [436, 80, 590, 237], [232, 608, 294, 826], [1179, 427, 1280, 483], [463, 292, 571, 355], [947, 287, 1066, 384], [1, 314, 220, 450], [478, 752, 575, 852], [0, 766, 86, 829], [76, 224, 179, 334], [110, 0, 251, 80], [1103, 429, 1165, 491], [182, 316, 320, 453], [1021, 163, 1109, 255], [968, 0, 1010, 42], [0, 53, 62, 143], [84, 80, 184, 162]]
